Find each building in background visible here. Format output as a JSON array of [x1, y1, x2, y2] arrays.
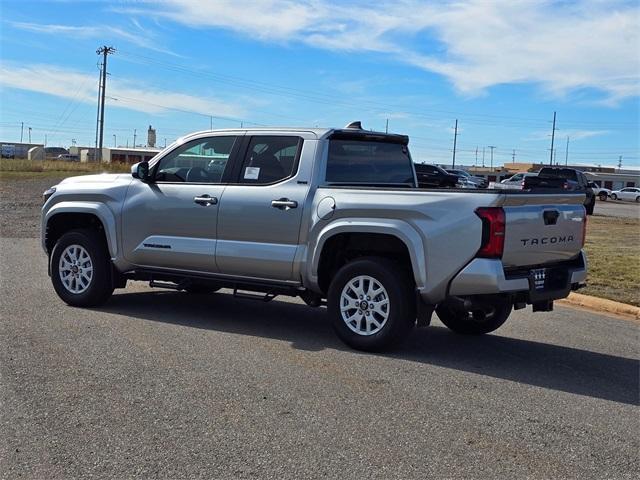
[[97, 146, 161, 164], [0, 142, 45, 158], [147, 125, 156, 148]]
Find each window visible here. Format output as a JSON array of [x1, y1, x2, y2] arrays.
[[327, 140, 414, 185], [154, 136, 236, 183], [238, 136, 301, 184], [510, 174, 522, 182]]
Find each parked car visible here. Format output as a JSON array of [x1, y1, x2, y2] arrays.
[[524, 168, 596, 215], [456, 176, 479, 189], [489, 172, 538, 190], [414, 163, 459, 188], [446, 169, 488, 188], [41, 123, 588, 351], [610, 187, 640, 202], [588, 182, 611, 201], [57, 154, 80, 162]]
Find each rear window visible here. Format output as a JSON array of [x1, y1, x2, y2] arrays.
[[326, 140, 414, 185]]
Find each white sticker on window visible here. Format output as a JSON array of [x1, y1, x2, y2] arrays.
[[244, 167, 260, 180]]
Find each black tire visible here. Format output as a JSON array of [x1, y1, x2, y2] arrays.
[[611, 193, 618, 200], [183, 283, 220, 294], [598, 192, 608, 201], [327, 257, 416, 352], [50, 228, 114, 307], [586, 197, 595, 215], [436, 296, 512, 335], [636, 196, 640, 203]]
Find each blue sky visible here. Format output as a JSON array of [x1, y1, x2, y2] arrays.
[[0, 0, 638, 167]]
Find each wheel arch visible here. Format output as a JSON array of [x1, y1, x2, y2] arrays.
[[43, 202, 117, 258], [308, 219, 427, 294]]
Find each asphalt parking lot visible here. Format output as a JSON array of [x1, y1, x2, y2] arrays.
[[1, 236, 639, 479], [594, 198, 639, 219]]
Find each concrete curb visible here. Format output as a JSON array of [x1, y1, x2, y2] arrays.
[[558, 292, 640, 322]]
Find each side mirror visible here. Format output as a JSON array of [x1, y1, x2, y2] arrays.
[[131, 161, 150, 182]]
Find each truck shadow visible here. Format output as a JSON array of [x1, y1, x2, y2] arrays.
[[98, 289, 639, 406]]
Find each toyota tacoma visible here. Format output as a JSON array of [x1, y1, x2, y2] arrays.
[[42, 123, 588, 351]]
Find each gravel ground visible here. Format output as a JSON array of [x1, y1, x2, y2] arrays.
[[0, 176, 65, 238]]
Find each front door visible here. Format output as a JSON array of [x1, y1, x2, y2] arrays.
[[121, 135, 240, 273], [216, 135, 309, 281]]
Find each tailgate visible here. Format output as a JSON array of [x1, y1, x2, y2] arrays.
[[498, 193, 586, 268]]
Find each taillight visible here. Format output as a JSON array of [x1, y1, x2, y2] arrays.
[[476, 207, 505, 258]]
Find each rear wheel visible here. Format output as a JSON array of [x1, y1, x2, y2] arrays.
[[51, 229, 114, 307], [328, 257, 415, 352], [436, 296, 512, 335], [636, 196, 640, 203], [586, 197, 595, 215]]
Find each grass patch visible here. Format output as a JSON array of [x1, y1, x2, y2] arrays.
[[583, 215, 640, 306], [0, 158, 131, 175]]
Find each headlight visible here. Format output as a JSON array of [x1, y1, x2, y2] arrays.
[[43, 187, 56, 204]]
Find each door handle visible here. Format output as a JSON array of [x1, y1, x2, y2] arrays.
[[271, 198, 298, 210], [194, 195, 218, 206]]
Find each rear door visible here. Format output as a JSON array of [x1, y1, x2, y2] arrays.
[[215, 135, 311, 281]]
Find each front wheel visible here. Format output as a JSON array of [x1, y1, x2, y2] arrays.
[[51, 229, 114, 307], [611, 193, 618, 200], [436, 296, 512, 335], [599, 192, 608, 201], [327, 257, 416, 352]]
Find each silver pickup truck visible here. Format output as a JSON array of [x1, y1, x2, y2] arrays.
[[42, 123, 587, 351]]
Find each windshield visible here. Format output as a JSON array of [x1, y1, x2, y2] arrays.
[[326, 140, 415, 186]]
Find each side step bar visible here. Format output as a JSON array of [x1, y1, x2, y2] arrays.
[[233, 288, 277, 302]]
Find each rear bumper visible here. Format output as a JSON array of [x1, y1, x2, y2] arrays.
[[447, 251, 587, 302]]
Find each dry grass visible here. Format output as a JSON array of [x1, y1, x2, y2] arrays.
[[0, 159, 131, 175], [582, 215, 640, 306]]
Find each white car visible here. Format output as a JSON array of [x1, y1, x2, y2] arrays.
[[588, 182, 611, 201], [489, 172, 538, 190], [610, 187, 640, 202]]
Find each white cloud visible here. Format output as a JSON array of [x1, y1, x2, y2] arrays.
[[127, 0, 639, 103], [525, 129, 610, 141], [10, 20, 179, 56], [0, 63, 244, 118]]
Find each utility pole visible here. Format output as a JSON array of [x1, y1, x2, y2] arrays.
[[553, 149, 557, 165], [28, 127, 32, 143], [512, 149, 516, 163], [618, 155, 622, 169], [44, 134, 47, 146], [475, 146, 478, 167], [451, 119, 458, 168], [164, 138, 167, 148], [113, 134, 117, 147], [482, 147, 485, 168], [95, 46, 115, 162], [549, 111, 556, 166], [565, 136, 569, 166], [385, 118, 389, 134], [210, 116, 213, 130], [20, 122, 24, 143], [488, 146, 496, 169], [133, 129, 137, 149]]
